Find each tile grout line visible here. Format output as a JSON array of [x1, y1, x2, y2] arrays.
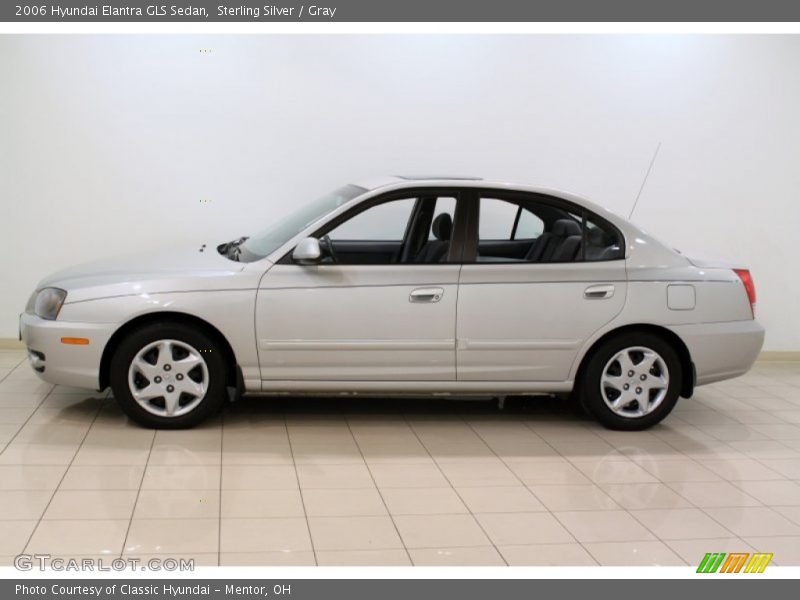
[[515, 414, 693, 564], [459, 413, 588, 566], [118, 419, 158, 560], [515, 414, 612, 564], [651, 379, 800, 524], [285, 413, 318, 566], [344, 415, 414, 566], [404, 413, 511, 566], [624, 387, 800, 547], [20, 396, 106, 555], [217, 410, 225, 566], [0, 359, 56, 456]]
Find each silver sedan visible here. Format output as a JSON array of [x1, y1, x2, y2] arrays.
[[20, 176, 764, 430]]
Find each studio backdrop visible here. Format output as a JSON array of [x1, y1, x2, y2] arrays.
[[0, 35, 797, 351]]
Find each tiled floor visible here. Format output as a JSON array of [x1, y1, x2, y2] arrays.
[[1, 348, 800, 566]]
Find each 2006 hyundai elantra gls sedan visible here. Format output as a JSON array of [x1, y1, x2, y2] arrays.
[[20, 176, 764, 430]]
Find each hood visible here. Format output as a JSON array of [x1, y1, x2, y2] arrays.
[[38, 244, 255, 303]]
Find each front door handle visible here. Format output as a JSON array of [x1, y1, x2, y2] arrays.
[[584, 284, 615, 299], [409, 287, 444, 303]]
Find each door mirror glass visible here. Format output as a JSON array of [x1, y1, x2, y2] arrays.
[[292, 237, 322, 264]]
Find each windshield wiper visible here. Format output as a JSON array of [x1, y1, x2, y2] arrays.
[[217, 236, 249, 261]]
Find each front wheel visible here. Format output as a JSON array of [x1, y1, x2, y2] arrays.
[[109, 323, 227, 429], [579, 332, 682, 431]]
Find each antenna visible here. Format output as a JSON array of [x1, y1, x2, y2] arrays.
[[629, 141, 662, 220]]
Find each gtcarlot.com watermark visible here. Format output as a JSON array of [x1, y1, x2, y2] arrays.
[[14, 554, 195, 572]]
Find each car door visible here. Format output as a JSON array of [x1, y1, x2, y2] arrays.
[[456, 192, 628, 382], [256, 190, 464, 381]]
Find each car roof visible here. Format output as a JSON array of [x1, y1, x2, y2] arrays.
[[350, 175, 618, 224], [353, 175, 482, 189]]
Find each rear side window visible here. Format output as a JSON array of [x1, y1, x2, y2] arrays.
[[513, 209, 544, 239], [478, 198, 518, 240], [475, 193, 623, 263], [584, 216, 624, 261]]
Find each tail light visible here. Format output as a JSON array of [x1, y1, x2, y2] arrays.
[[733, 269, 756, 317]]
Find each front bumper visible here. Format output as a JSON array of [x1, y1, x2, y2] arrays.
[[669, 319, 765, 386], [19, 312, 116, 390]]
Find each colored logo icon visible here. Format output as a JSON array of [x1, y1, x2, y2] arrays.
[[697, 552, 773, 573]]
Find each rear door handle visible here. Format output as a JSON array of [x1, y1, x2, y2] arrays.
[[409, 287, 444, 303], [584, 284, 615, 299]]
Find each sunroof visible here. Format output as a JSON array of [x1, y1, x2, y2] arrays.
[[395, 175, 483, 181]]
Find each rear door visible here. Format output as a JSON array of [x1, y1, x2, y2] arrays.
[[456, 191, 628, 381]]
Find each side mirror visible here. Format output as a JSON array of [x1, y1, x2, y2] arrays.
[[292, 237, 322, 265]]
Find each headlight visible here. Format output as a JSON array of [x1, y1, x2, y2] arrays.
[[33, 288, 67, 320]]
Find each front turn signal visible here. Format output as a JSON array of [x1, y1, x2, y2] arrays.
[[60, 337, 89, 345]]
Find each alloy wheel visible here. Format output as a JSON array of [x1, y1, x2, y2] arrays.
[[600, 346, 669, 418], [127, 339, 209, 417]]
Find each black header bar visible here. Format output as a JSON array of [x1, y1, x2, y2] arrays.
[[4, 0, 800, 23]]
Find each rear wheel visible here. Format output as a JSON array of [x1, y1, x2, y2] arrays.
[[109, 322, 227, 429], [579, 332, 682, 430]]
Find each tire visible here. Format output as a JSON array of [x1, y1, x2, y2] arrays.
[[579, 332, 682, 431], [109, 322, 227, 429]]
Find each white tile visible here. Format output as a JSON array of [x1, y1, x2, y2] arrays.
[[220, 518, 311, 553], [141, 465, 220, 490], [369, 463, 449, 488], [667, 481, 762, 507], [296, 464, 375, 489], [529, 484, 618, 511], [0, 490, 53, 520], [0, 465, 66, 490], [554, 510, 655, 543], [630, 508, 734, 540], [60, 465, 144, 490], [220, 551, 316, 566], [26, 519, 128, 555], [380, 487, 466, 515], [44, 490, 138, 520], [221, 465, 298, 490], [584, 541, 686, 566], [703, 507, 800, 537], [665, 537, 755, 565], [733, 480, 800, 506], [458, 486, 545, 513], [134, 490, 220, 519], [222, 489, 304, 518], [125, 518, 219, 554], [395, 514, 490, 548], [318, 549, 411, 566], [500, 543, 597, 566], [410, 546, 505, 566], [476, 512, 574, 545], [309, 516, 403, 551]]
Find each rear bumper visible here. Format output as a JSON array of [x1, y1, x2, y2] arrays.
[[669, 319, 765, 386], [19, 312, 115, 390]]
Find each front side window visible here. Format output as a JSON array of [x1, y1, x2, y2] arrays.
[[329, 198, 415, 241], [475, 194, 623, 263], [307, 193, 460, 265]]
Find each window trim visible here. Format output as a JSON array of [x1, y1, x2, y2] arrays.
[[461, 189, 626, 265], [278, 187, 469, 266]]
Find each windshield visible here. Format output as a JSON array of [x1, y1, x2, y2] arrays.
[[236, 184, 366, 262]]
